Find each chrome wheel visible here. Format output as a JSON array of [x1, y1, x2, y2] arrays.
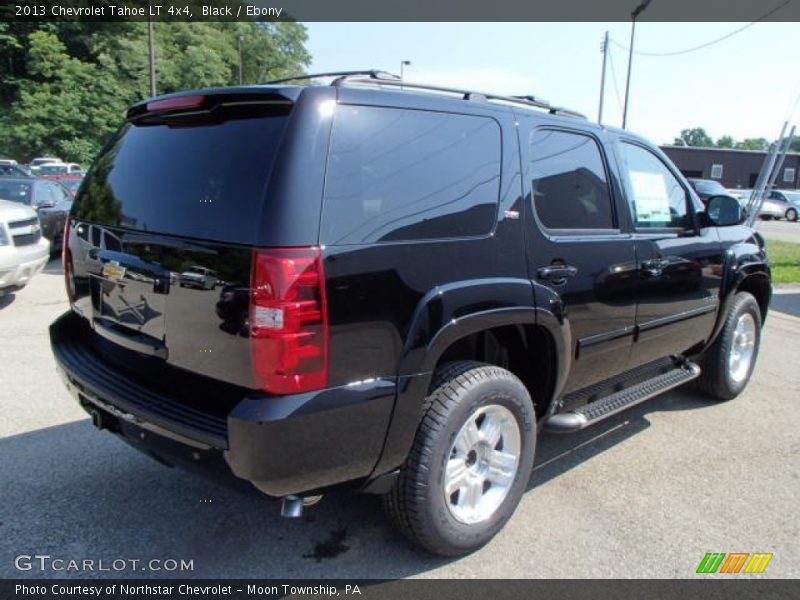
[[728, 313, 756, 384], [444, 404, 521, 525]]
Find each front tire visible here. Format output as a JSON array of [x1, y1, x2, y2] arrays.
[[786, 207, 798, 222], [384, 361, 536, 556], [698, 292, 762, 400]]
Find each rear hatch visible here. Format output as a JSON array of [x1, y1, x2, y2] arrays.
[[67, 90, 296, 389]]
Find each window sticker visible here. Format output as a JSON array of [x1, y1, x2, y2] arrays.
[[630, 170, 671, 223]]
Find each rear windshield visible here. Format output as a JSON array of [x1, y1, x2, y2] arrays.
[[691, 180, 726, 194], [72, 111, 289, 244]]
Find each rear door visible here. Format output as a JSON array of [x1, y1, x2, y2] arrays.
[[613, 139, 723, 368], [522, 122, 638, 395]]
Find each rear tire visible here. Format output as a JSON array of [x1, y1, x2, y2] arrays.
[[384, 361, 536, 556], [697, 292, 762, 400]]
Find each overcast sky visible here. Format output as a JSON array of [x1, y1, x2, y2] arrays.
[[305, 22, 800, 145]]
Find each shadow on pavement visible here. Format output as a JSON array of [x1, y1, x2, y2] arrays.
[[43, 258, 64, 275], [0, 292, 15, 309], [0, 387, 715, 579], [770, 292, 800, 319]]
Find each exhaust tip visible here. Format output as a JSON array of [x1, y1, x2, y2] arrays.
[[281, 495, 304, 518]]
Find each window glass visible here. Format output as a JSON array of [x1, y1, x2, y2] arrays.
[[321, 106, 501, 244], [784, 168, 796, 183], [619, 142, 691, 229], [710, 164, 723, 179], [530, 129, 614, 230]]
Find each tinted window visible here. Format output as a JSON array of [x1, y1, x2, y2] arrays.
[[691, 180, 726, 195], [0, 180, 33, 205], [530, 129, 614, 230], [619, 143, 690, 229], [321, 106, 500, 244], [72, 111, 289, 243]]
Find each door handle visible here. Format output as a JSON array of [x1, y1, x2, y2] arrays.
[[537, 264, 578, 282], [641, 258, 669, 277]]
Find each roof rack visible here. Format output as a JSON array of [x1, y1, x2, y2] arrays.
[[262, 70, 400, 86], [337, 77, 586, 119]]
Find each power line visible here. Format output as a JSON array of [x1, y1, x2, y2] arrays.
[[610, 0, 791, 57]]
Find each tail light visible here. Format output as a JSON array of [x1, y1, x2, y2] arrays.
[[62, 218, 75, 303], [250, 247, 329, 395]]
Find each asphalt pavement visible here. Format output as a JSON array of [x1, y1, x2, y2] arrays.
[[0, 260, 798, 578], [755, 218, 800, 243]]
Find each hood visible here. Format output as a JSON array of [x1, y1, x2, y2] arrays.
[[0, 199, 37, 222]]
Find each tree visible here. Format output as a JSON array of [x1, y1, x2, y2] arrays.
[[716, 135, 735, 148], [0, 20, 310, 163], [735, 138, 769, 151], [673, 127, 714, 148]]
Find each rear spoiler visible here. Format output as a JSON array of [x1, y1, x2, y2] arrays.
[[126, 88, 300, 122]]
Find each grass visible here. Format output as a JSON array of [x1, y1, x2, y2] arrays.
[[766, 240, 800, 284]]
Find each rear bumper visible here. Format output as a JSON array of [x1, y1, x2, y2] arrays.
[[0, 238, 50, 289], [50, 311, 396, 496]]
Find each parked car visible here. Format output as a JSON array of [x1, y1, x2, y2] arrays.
[[179, 265, 218, 289], [38, 162, 84, 176], [28, 157, 62, 172], [43, 174, 84, 197], [763, 190, 800, 221], [0, 164, 32, 178], [0, 199, 51, 293], [0, 177, 73, 250], [687, 178, 729, 204], [50, 73, 770, 556]]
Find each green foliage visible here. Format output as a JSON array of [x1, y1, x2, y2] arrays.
[[734, 138, 769, 151], [766, 240, 800, 284], [674, 127, 714, 148], [0, 20, 310, 164], [716, 135, 735, 148]]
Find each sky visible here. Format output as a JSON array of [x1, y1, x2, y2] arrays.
[[304, 22, 800, 145]]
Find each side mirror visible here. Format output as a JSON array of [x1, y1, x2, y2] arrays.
[[705, 194, 746, 227]]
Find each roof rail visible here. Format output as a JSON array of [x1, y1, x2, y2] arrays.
[[338, 77, 586, 119], [262, 70, 400, 85]]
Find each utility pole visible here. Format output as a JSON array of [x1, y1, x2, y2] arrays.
[[598, 31, 609, 124], [622, 0, 652, 129], [147, 2, 156, 96], [238, 35, 244, 85], [400, 60, 411, 80]]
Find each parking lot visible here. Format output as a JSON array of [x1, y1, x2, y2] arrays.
[[1, 260, 798, 579], [755, 218, 800, 243]]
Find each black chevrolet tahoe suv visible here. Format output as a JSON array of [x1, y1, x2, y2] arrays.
[[50, 71, 771, 556]]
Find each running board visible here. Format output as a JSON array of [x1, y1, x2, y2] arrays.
[[544, 362, 701, 433]]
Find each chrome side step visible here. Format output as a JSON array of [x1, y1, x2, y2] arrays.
[[544, 362, 701, 433]]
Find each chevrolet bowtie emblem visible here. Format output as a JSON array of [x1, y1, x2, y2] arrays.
[[102, 260, 126, 282]]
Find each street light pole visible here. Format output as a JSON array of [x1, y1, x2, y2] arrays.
[[598, 31, 609, 124], [400, 60, 411, 80], [622, 0, 652, 129], [147, 1, 156, 96], [238, 35, 244, 86]]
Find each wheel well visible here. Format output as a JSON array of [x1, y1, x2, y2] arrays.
[[434, 325, 556, 417], [737, 274, 770, 320]]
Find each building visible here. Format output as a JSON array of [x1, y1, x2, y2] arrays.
[[660, 145, 800, 190]]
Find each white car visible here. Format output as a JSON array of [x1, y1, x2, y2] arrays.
[[38, 162, 84, 176], [0, 199, 51, 293]]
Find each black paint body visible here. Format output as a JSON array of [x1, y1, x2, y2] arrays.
[[50, 83, 771, 497]]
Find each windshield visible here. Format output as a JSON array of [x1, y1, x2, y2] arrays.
[[782, 191, 800, 203], [72, 109, 290, 244], [39, 165, 68, 175], [0, 180, 33, 204]]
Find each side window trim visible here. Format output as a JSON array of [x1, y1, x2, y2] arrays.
[[616, 138, 698, 233], [529, 126, 622, 237]]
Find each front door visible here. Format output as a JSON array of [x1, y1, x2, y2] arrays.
[[523, 124, 638, 396], [613, 140, 723, 368]]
